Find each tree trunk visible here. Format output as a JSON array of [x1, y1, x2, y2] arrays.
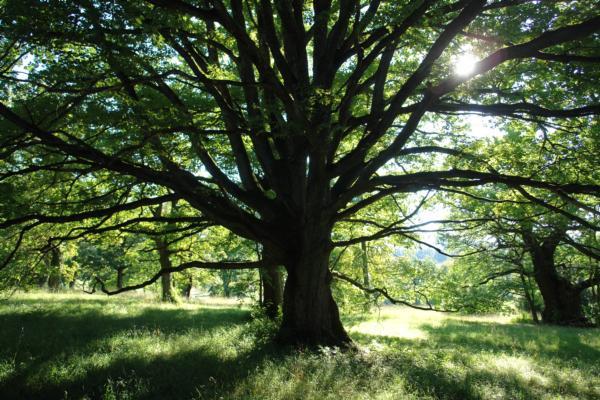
[[260, 246, 283, 319], [69, 274, 77, 289], [519, 271, 539, 323], [37, 275, 48, 288], [47, 247, 62, 291], [529, 242, 589, 326], [156, 239, 175, 302], [221, 270, 232, 297], [261, 265, 283, 319], [116, 267, 125, 290], [161, 272, 174, 302], [276, 227, 351, 347], [535, 271, 587, 326], [183, 275, 193, 300]]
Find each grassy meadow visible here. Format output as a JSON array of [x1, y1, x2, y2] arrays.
[[0, 292, 598, 399]]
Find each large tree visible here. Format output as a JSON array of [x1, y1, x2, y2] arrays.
[[443, 123, 600, 325], [1, 0, 599, 346]]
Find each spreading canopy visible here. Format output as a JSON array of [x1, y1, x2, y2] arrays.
[[1, 0, 599, 344]]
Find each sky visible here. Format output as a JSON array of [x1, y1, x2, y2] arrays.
[[413, 113, 504, 247]]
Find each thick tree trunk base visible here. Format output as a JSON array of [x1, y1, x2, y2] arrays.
[[542, 307, 594, 327], [538, 276, 592, 327], [269, 215, 352, 347], [542, 317, 595, 328], [161, 294, 176, 302], [276, 268, 352, 348], [527, 235, 594, 328], [276, 315, 353, 348]]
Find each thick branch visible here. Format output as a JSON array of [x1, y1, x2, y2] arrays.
[[331, 271, 457, 312], [94, 259, 266, 295], [0, 194, 180, 229]]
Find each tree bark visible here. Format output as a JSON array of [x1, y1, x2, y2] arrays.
[[161, 272, 174, 302], [69, 273, 77, 289], [221, 270, 232, 297], [182, 275, 193, 300], [37, 275, 47, 288], [519, 271, 539, 323], [525, 233, 590, 326], [261, 265, 283, 319], [156, 239, 175, 302], [260, 245, 283, 319], [116, 267, 125, 290], [276, 225, 351, 347], [534, 267, 587, 326], [47, 247, 62, 291]]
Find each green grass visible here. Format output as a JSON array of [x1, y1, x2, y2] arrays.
[[0, 293, 598, 399]]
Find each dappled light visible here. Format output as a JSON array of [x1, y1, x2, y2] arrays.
[[1, 294, 598, 399], [0, 0, 598, 398]]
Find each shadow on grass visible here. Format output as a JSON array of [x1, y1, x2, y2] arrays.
[[0, 297, 274, 399], [1, 297, 598, 399], [352, 317, 600, 399], [2, 339, 290, 400], [417, 319, 600, 363], [0, 303, 249, 356]]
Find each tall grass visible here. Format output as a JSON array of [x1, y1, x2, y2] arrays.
[[0, 292, 598, 399]]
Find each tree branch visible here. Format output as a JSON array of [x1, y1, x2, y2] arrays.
[[331, 271, 458, 312]]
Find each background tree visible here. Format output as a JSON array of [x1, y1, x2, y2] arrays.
[[76, 234, 147, 291], [443, 124, 599, 325]]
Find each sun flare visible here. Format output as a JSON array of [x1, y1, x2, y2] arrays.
[[454, 52, 479, 76]]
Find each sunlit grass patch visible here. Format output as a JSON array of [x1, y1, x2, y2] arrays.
[[0, 293, 598, 399], [348, 305, 443, 340], [349, 306, 600, 400], [347, 305, 512, 340]]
